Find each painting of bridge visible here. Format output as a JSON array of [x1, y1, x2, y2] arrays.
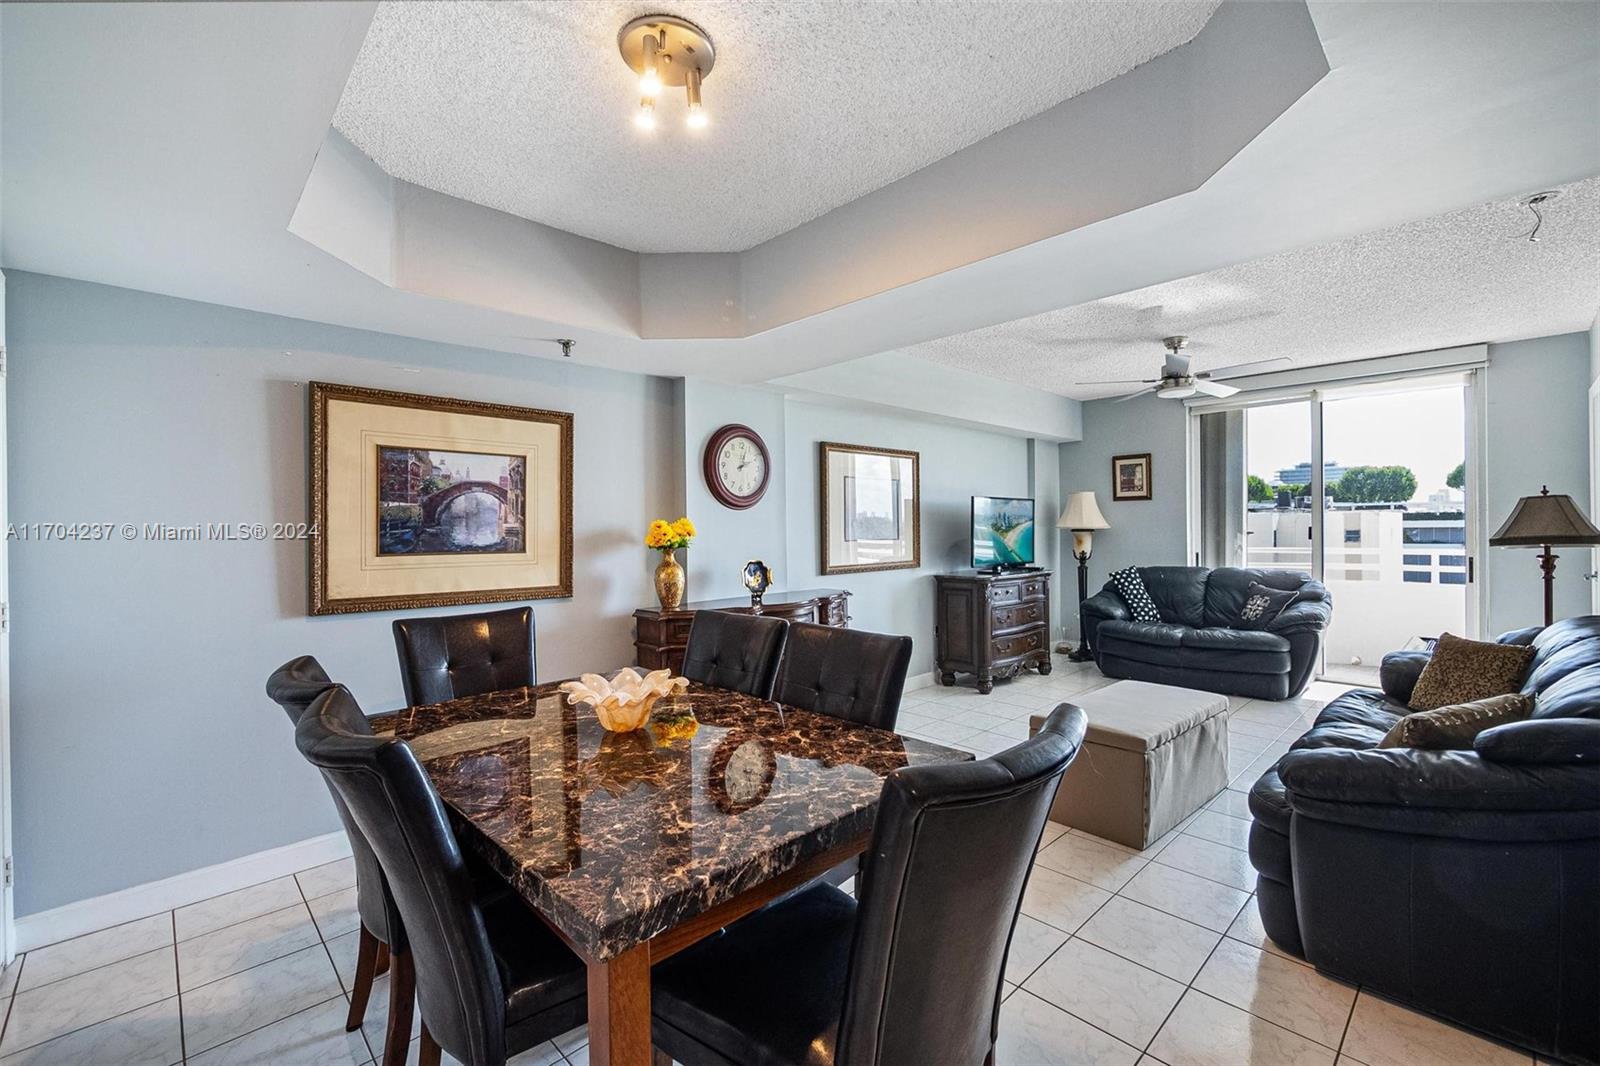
[[378, 446, 525, 555]]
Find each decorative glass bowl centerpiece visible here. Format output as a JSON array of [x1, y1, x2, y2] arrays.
[[560, 668, 689, 733]]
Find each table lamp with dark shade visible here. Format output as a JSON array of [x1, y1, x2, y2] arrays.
[[1058, 491, 1110, 662], [1489, 486, 1600, 626]]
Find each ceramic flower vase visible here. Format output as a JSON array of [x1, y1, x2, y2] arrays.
[[655, 548, 685, 611]]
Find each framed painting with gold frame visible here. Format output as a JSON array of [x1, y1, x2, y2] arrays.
[[819, 441, 921, 575], [310, 382, 573, 615]]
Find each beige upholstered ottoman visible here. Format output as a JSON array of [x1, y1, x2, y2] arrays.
[[1029, 680, 1229, 849]]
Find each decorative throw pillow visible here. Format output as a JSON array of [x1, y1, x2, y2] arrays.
[[1407, 632, 1536, 711], [1236, 582, 1301, 630], [1108, 567, 1161, 623], [1378, 692, 1534, 749]]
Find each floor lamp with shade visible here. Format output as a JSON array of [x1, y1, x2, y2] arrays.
[[1489, 486, 1600, 627], [1059, 491, 1110, 662]]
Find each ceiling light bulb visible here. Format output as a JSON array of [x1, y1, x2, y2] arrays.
[[639, 32, 662, 98], [634, 98, 657, 131], [684, 66, 706, 129]]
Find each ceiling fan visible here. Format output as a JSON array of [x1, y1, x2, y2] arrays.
[[1090, 336, 1290, 402]]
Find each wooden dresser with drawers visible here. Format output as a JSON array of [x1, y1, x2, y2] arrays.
[[633, 588, 852, 674], [934, 570, 1052, 693]]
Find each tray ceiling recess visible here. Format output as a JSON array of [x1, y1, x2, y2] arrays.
[[293, 1, 1328, 345]]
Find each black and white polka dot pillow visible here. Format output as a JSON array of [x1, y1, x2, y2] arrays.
[[1109, 567, 1162, 623]]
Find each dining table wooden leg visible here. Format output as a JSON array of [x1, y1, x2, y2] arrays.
[[586, 943, 652, 1066]]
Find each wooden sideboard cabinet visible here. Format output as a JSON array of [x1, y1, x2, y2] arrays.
[[633, 588, 852, 674], [934, 570, 1052, 693]]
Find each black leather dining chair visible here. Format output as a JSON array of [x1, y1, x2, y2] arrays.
[[772, 622, 913, 732], [648, 703, 1089, 1066], [296, 684, 588, 1066], [392, 606, 536, 707], [681, 611, 789, 698], [772, 623, 915, 889], [265, 656, 403, 1040]]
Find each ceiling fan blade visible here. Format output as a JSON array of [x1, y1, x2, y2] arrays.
[[1112, 386, 1159, 403], [1200, 355, 1292, 379], [1194, 378, 1241, 398], [1082, 377, 1159, 385]]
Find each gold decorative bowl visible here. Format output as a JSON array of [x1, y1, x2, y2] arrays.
[[560, 668, 690, 733]]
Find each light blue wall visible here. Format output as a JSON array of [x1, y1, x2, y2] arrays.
[[1484, 332, 1592, 632], [781, 399, 1036, 675], [1056, 393, 1191, 637], [1055, 335, 1597, 640], [5, 272, 680, 915], [679, 380, 788, 601], [4, 271, 1050, 915]]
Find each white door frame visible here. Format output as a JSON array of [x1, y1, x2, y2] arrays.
[[1589, 378, 1600, 613], [0, 270, 14, 963]]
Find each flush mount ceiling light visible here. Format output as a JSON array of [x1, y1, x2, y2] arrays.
[[619, 14, 716, 132]]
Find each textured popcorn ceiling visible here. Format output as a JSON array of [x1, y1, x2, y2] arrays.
[[333, 0, 1221, 253], [903, 176, 1600, 399]]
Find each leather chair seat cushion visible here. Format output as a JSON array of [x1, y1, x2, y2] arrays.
[[1313, 690, 1407, 733], [652, 885, 855, 1066], [1097, 622, 1291, 675], [1096, 623, 1188, 668], [1182, 627, 1291, 654], [480, 894, 586, 1030], [1292, 720, 1391, 751], [1099, 621, 1187, 649], [1180, 627, 1292, 673]]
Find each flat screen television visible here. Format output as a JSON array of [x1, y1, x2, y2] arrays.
[[971, 496, 1036, 570]]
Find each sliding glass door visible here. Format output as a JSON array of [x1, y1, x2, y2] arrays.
[[1194, 372, 1481, 686], [1316, 379, 1471, 683]]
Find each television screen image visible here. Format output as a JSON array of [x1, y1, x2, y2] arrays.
[[972, 496, 1035, 568]]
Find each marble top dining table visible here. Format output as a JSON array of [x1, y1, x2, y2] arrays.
[[371, 678, 972, 1066]]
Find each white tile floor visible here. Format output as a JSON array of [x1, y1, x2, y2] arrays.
[[0, 657, 1546, 1065], [899, 657, 1544, 1066]]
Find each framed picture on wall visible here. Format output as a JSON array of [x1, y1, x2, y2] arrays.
[[819, 441, 920, 574], [1111, 452, 1153, 501], [310, 382, 573, 615]]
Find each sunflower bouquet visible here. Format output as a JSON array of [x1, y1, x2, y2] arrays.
[[645, 516, 696, 552]]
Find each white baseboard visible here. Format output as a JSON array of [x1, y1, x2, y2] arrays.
[[904, 671, 939, 692], [15, 831, 352, 951]]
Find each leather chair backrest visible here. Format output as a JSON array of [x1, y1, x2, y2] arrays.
[[1201, 568, 1321, 629], [1521, 616, 1600, 719], [1134, 566, 1209, 627], [297, 687, 505, 1065], [772, 623, 912, 731], [265, 656, 399, 948], [393, 607, 535, 707], [681, 612, 788, 698], [266, 654, 335, 722], [836, 704, 1088, 1066]]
